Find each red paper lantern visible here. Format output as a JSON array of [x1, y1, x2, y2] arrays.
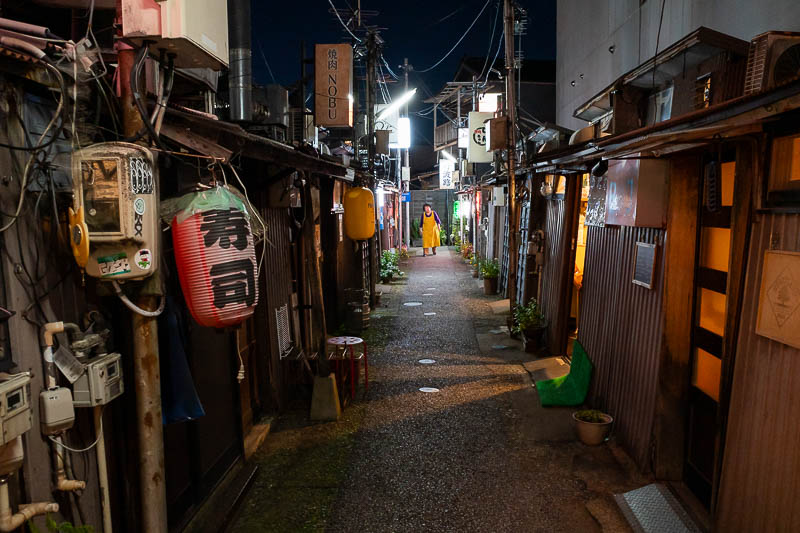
[[172, 189, 258, 328]]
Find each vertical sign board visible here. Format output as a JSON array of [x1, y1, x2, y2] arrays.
[[439, 160, 455, 189], [315, 44, 353, 127], [756, 250, 800, 349], [467, 112, 493, 163], [375, 104, 399, 144], [585, 174, 607, 227]]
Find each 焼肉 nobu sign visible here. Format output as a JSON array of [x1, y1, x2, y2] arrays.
[[315, 44, 353, 128]]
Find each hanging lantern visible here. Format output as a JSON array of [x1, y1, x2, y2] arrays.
[[343, 187, 375, 240], [172, 186, 258, 328]]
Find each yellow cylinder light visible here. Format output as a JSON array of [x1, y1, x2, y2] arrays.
[[343, 187, 376, 240]]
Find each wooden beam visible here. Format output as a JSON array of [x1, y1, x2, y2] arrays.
[[160, 122, 233, 162], [654, 155, 701, 480]]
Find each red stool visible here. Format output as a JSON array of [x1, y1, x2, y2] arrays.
[[326, 336, 369, 401]]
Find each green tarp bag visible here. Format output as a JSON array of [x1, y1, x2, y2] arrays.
[[536, 340, 593, 406]]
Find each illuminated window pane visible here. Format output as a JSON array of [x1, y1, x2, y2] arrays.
[[693, 348, 721, 402], [700, 227, 731, 272], [721, 162, 735, 206], [699, 288, 727, 336]]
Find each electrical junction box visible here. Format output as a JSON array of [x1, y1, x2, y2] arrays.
[[0, 373, 32, 446], [72, 353, 124, 408], [39, 387, 75, 435], [120, 0, 229, 70], [70, 143, 159, 280]]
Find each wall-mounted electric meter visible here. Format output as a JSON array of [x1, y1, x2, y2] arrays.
[[70, 142, 159, 280], [0, 373, 32, 446], [72, 352, 123, 408]]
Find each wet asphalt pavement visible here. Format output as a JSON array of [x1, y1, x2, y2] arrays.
[[326, 248, 638, 532]]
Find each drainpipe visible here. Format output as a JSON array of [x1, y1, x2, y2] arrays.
[[42, 322, 86, 494], [116, 3, 168, 531], [0, 438, 58, 532], [228, 0, 252, 121]]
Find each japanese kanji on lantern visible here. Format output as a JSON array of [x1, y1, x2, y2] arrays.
[[172, 186, 259, 328], [343, 187, 375, 240]]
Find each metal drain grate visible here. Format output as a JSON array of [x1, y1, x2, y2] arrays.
[[418, 359, 436, 364], [424, 312, 436, 316], [615, 484, 701, 533], [404, 302, 423, 307], [419, 387, 439, 393]]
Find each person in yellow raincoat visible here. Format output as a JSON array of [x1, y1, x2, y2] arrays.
[[420, 203, 441, 256]]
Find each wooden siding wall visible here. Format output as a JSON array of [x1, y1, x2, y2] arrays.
[[578, 225, 666, 470], [717, 211, 800, 532]]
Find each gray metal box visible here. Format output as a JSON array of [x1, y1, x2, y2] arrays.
[[73, 352, 124, 408], [0, 373, 32, 446], [39, 387, 75, 435]]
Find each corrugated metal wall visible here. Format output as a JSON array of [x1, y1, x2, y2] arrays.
[[578, 225, 665, 470], [260, 206, 295, 409], [717, 212, 800, 532]]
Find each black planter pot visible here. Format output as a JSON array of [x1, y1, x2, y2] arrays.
[[484, 277, 498, 295], [522, 327, 545, 353]]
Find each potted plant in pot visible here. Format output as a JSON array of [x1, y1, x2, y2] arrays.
[[512, 299, 546, 353], [472, 258, 481, 278], [572, 409, 613, 446], [481, 260, 500, 294]]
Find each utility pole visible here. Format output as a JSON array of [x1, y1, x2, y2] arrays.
[[504, 0, 518, 309], [116, 5, 168, 533], [366, 32, 379, 304], [403, 58, 411, 249]]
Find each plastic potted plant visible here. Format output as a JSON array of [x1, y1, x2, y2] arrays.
[[380, 250, 403, 284], [572, 409, 613, 445], [472, 258, 481, 278], [481, 260, 500, 294], [512, 299, 547, 353]]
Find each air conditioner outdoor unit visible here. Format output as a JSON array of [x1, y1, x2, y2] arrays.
[[744, 31, 800, 95], [121, 0, 228, 70]]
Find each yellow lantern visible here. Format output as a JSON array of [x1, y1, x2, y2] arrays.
[[343, 187, 375, 240]]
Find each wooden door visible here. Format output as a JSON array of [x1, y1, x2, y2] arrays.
[[685, 160, 736, 507]]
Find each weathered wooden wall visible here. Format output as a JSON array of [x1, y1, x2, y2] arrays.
[[716, 209, 800, 531]]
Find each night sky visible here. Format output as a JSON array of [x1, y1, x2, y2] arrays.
[[251, 0, 556, 145]]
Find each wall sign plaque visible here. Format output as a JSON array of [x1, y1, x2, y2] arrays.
[[632, 242, 657, 289], [756, 250, 800, 348]]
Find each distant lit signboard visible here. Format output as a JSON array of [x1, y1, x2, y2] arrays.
[[467, 112, 493, 163], [439, 159, 455, 189], [458, 127, 469, 149], [478, 92, 500, 113], [315, 44, 353, 127]]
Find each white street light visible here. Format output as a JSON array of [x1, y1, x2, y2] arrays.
[[377, 89, 417, 120]]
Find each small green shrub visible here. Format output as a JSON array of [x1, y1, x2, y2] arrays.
[[28, 516, 94, 533], [512, 298, 546, 334], [480, 259, 500, 279], [380, 250, 403, 281], [574, 409, 608, 423], [411, 220, 421, 240]]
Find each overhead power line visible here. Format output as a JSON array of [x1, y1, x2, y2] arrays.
[[416, 0, 493, 73], [328, 0, 362, 43], [477, 1, 501, 81]]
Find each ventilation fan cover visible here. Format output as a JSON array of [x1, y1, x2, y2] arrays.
[[744, 32, 800, 95], [773, 43, 800, 87]]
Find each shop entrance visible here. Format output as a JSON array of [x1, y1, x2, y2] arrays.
[[566, 174, 590, 355], [685, 159, 736, 508]]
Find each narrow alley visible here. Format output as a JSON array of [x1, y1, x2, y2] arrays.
[[229, 249, 642, 532]]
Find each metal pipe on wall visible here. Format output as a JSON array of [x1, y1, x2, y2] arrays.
[[228, 0, 252, 122], [116, 3, 168, 527]]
